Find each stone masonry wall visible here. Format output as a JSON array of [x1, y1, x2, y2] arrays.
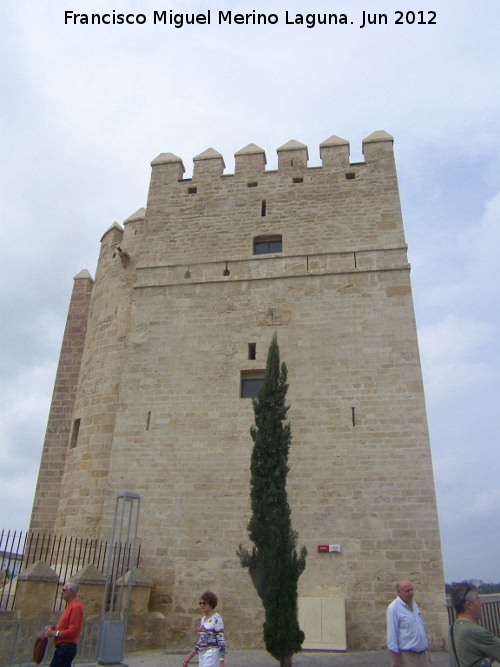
[[30, 271, 93, 532]]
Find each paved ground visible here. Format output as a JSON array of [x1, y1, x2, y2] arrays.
[[109, 648, 450, 667]]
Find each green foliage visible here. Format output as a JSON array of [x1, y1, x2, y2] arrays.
[[478, 582, 500, 594], [237, 333, 307, 667]]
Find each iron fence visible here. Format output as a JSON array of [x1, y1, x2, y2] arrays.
[[0, 530, 141, 612], [447, 600, 500, 637], [0, 620, 98, 667]]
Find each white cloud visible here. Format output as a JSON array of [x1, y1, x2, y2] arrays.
[[419, 316, 495, 403], [0, 364, 53, 530], [458, 190, 500, 271], [1, 0, 500, 582]]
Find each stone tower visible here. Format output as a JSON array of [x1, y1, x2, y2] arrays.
[[30, 131, 448, 650]]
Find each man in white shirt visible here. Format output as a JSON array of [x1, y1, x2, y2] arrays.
[[386, 580, 431, 667]]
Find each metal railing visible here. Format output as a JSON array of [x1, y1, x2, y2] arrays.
[[0, 530, 141, 612], [0, 620, 98, 667], [447, 600, 500, 637]]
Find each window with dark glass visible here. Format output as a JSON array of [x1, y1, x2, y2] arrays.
[[253, 235, 282, 255], [240, 370, 265, 398]]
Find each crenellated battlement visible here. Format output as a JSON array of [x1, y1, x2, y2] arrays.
[[149, 130, 393, 184], [138, 130, 402, 269]]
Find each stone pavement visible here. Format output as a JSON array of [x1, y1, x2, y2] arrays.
[[111, 648, 450, 667]]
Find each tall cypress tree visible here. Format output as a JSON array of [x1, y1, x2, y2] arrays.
[[238, 333, 307, 667]]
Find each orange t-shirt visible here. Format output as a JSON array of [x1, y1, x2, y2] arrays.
[[55, 599, 84, 645]]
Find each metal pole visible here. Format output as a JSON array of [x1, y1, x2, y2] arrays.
[[97, 492, 140, 665]]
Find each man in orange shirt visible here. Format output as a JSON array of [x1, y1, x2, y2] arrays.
[[45, 580, 84, 667]]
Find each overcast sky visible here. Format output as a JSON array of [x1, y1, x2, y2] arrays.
[[1, 0, 499, 584]]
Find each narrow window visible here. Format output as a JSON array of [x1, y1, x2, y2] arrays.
[[345, 172, 355, 180], [146, 411, 151, 431], [261, 200, 267, 217], [241, 370, 265, 398], [351, 407, 356, 426], [248, 343, 256, 360], [70, 419, 81, 449], [253, 235, 282, 255], [248, 181, 258, 188], [292, 177, 303, 183]]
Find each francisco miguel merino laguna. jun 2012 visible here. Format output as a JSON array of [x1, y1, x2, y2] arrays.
[[63, 10, 353, 28]]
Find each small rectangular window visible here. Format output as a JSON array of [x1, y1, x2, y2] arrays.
[[248, 181, 258, 188], [241, 370, 265, 398], [188, 186, 197, 194], [248, 343, 256, 360], [253, 235, 282, 255], [345, 172, 356, 180], [292, 177, 303, 183], [241, 379, 263, 398]]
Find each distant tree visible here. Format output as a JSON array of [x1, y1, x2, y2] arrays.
[[237, 333, 307, 667], [445, 581, 500, 595], [479, 583, 500, 594]]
